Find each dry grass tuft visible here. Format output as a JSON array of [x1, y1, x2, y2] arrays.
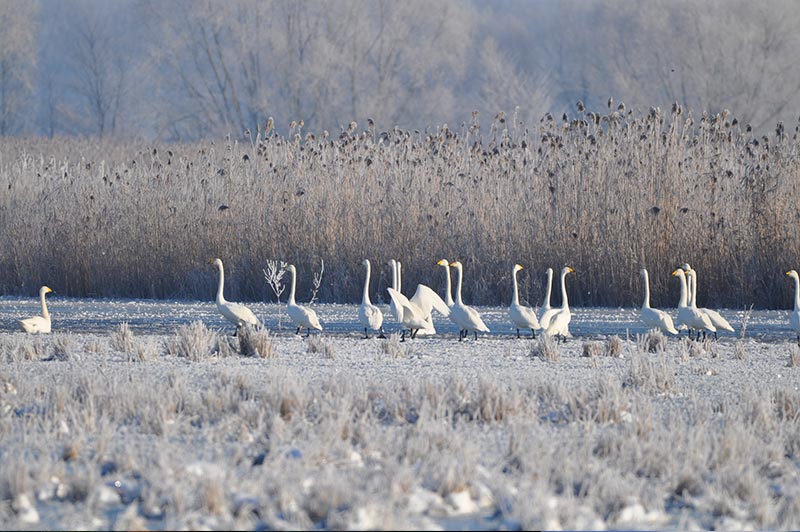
[[532, 334, 560, 362], [582, 341, 603, 358], [381, 333, 407, 358], [238, 326, 277, 358], [789, 345, 800, 368], [307, 336, 334, 359], [605, 335, 623, 357], [625, 352, 675, 393], [638, 329, 668, 353], [167, 321, 216, 361]]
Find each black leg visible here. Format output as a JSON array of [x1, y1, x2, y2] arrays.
[[516, 328, 520, 339], [295, 326, 301, 335], [474, 330, 477, 340], [378, 328, 386, 339], [364, 327, 369, 339], [531, 328, 536, 339]]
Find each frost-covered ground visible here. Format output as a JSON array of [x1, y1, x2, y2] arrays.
[[1, 297, 799, 530]]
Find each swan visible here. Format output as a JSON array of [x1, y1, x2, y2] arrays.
[[538, 268, 559, 330], [449, 261, 490, 340], [683, 265, 735, 339], [787, 270, 800, 343], [210, 258, 260, 333], [386, 287, 434, 340], [358, 259, 384, 338], [394, 259, 449, 336], [639, 268, 678, 335], [437, 259, 466, 337], [672, 268, 715, 339], [509, 264, 540, 338], [544, 266, 574, 341], [287, 264, 323, 336], [18, 286, 53, 333]]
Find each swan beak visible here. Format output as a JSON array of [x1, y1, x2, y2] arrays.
[[449, 261, 457, 267], [567, 267, 574, 273], [787, 271, 794, 276]]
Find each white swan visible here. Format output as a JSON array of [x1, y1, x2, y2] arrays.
[[544, 266, 574, 341], [386, 287, 434, 340], [394, 259, 449, 336], [787, 270, 800, 343], [437, 259, 466, 337], [509, 264, 540, 338], [538, 268, 559, 330], [672, 268, 715, 339], [18, 286, 53, 333], [287, 264, 323, 336], [210, 258, 260, 333], [358, 259, 384, 338], [639, 268, 678, 335], [449, 261, 490, 340], [683, 265, 735, 338]]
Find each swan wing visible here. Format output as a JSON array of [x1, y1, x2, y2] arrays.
[[510, 303, 540, 329], [410, 284, 450, 318], [359, 303, 384, 330], [18, 316, 51, 334], [387, 288, 412, 323], [545, 309, 572, 337], [701, 308, 735, 333], [538, 307, 559, 330]]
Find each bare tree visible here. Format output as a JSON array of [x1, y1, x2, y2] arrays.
[[0, 0, 37, 135]]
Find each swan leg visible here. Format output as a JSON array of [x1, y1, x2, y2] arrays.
[[363, 327, 370, 339], [530, 328, 537, 339], [474, 330, 478, 341], [411, 329, 419, 339], [516, 328, 520, 339], [295, 326, 302, 336], [378, 328, 386, 339], [305, 328, 312, 338]]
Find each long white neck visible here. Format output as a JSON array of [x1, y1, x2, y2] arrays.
[[559, 269, 569, 310], [642, 270, 651, 309], [455, 265, 464, 305], [443, 264, 454, 306], [543, 269, 553, 307], [362, 262, 372, 305], [215, 263, 226, 303], [397, 261, 402, 293], [40, 289, 50, 320], [512, 268, 520, 306], [688, 270, 698, 308], [390, 260, 398, 291], [677, 271, 688, 308], [794, 274, 800, 311], [289, 266, 297, 305]]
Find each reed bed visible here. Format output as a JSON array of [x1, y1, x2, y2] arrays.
[[2, 103, 799, 308]]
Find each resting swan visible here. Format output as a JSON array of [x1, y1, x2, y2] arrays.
[[544, 266, 574, 341], [287, 264, 323, 336], [18, 286, 53, 334], [538, 268, 558, 330], [210, 258, 260, 333], [683, 264, 734, 338], [787, 270, 800, 343], [672, 268, 715, 339], [639, 268, 678, 335], [509, 264, 540, 338], [358, 259, 384, 338], [449, 261, 490, 340]]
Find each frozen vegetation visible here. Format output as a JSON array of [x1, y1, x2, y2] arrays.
[[1, 298, 799, 530]]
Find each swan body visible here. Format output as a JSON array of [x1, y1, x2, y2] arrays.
[[18, 286, 53, 334], [544, 267, 574, 341], [672, 268, 715, 338], [639, 268, 678, 335], [684, 266, 734, 338], [508, 264, 540, 338], [210, 258, 260, 332], [449, 261, 490, 340], [358, 259, 384, 338], [538, 268, 559, 330], [287, 264, 323, 336], [787, 270, 800, 343]]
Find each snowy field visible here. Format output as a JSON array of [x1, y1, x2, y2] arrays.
[[1, 297, 799, 530]]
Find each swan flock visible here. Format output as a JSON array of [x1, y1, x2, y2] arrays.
[[11, 259, 800, 344]]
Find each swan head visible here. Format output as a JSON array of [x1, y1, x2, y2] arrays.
[[41, 286, 53, 294], [210, 258, 222, 268], [640, 268, 647, 276], [362, 259, 370, 267], [562, 266, 574, 275], [681, 263, 692, 271], [288, 264, 296, 273], [513, 264, 523, 272], [436, 259, 449, 267], [787, 270, 799, 278], [671, 269, 684, 277], [449, 261, 463, 269]]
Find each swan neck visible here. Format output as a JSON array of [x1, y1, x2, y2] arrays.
[[289, 267, 297, 305], [443, 264, 454, 306], [391, 261, 398, 291], [544, 270, 553, 306], [455, 266, 464, 305], [794, 274, 800, 311], [215, 263, 226, 303], [512, 269, 520, 305], [397, 262, 402, 293], [642, 270, 651, 308], [40, 289, 50, 319], [560, 270, 569, 310], [678, 272, 687, 307], [362, 262, 371, 304], [689, 271, 697, 308]]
